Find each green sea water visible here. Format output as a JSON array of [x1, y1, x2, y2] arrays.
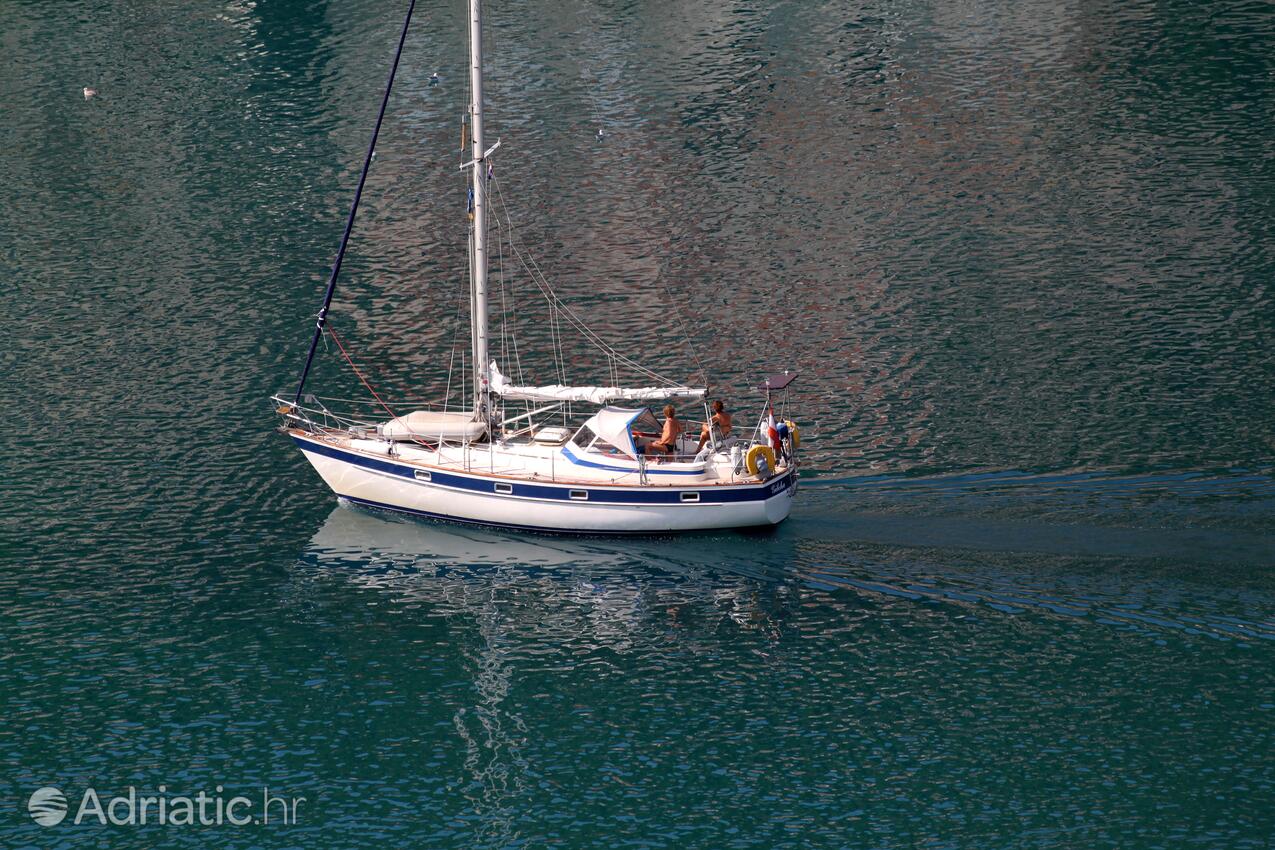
[[2, 0, 1273, 847]]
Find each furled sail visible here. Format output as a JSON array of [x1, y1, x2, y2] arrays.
[[489, 361, 705, 404]]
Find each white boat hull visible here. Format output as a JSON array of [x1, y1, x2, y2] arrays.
[[292, 433, 796, 534]]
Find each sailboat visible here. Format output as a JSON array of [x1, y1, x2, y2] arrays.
[[273, 0, 801, 534]]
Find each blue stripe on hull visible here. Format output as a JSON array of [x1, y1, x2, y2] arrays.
[[292, 435, 796, 505], [558, 442, 702, 475]]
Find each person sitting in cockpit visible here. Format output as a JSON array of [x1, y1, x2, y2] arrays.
[[637, 405, 683, 459], [697, 399, 732, 452]]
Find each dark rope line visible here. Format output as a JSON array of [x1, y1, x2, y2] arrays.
[[292, 0, 417, 404], [326, 324, 399, 422]]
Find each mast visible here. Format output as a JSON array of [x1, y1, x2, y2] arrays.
[[468, 0, 490, 421]]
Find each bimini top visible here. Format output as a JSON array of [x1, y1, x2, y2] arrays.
[[578, 406, 661, 460], [755, 370, 798, 391], [490, 361, 704, 405]]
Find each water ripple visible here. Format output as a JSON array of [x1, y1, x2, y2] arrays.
[[3, 0, 1274, 845]]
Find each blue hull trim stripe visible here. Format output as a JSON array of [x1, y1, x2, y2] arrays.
[[558, 443, 702, 476], [293, 436, 795, 505]]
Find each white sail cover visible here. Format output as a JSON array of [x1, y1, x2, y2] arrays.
[[489, 361, 705, 404], [378, 410, 487, 441]]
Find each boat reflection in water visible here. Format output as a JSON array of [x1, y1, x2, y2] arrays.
[[307, 499, 795, 578], [299, 490, 1275, 646], [292, 495, 1272, 846], [296, 501, 802, 846], [300, 499, 802, 641]]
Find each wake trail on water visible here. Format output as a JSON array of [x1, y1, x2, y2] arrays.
[[793, 467, 1275, 560], [785, 469, 1275, 643], [299, 498, 1275, 647], [800, 466, 1275, 498]]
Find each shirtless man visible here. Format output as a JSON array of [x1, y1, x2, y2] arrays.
[[696, 399, 733, 452], [645, 405, 683, 457]]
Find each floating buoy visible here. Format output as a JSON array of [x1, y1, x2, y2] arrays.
[[745, 444, 776, 478]]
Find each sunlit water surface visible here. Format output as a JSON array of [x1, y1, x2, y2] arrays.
[[2, 0, 1272, 846]]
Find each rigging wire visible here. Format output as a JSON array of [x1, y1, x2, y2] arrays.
[[441, 243, 468, 413], [295, 0, 711, 416], [283, 21, 722, 461], [552, 0, 709, 389], [326, 324, 399, 421], [498, 222, 526, 386], [653, 251, 709, 387], [488, 172, 693, 388]]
